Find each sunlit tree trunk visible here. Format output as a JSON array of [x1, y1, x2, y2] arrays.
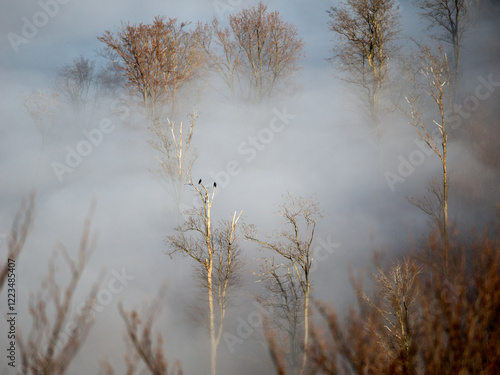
[[402, 46, 451, 275], [246, 193, 322, 374], [300, 282, 310, 375], [442, 116, 449, 275], [168, 184, 242, 375]]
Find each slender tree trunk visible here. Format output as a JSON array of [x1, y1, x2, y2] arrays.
[[176, 177, 183, 222], [208, 261, 217, 375], [453, 1, 460, 75], [205, 202, 217, 375], [369, 56, 382, 140], [144, 92, 153, 129], [442, 139, 449, 276], [453, 35, 460, 74], [440, 94, 449, 275], [371, 62, 386, 170], [400, 293, 415, 374], [176, 126, 184, 220], [300, 284, 310, 375], [372, 84, 381, 141]]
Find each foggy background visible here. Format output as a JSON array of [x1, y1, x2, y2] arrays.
[[1, 0, 499, 374]]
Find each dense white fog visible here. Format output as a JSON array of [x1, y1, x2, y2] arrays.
[[0, 0, 499, 374]]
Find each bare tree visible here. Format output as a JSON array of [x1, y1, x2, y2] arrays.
[[21, 89, 61, 150], [167, 182, 243, 375], [18, 201, 102, 375], [148, 112, 198, 214], [246, 193, 323, 374], [55, 55, 124, 123], [412, 0, 471, 74], [307, 262, 410, 375], [227, 2, 305, 102], [55, 56, 95, 114], [264, 207, 500, 375], [255, 259, 304, 372], [309, 204, 500, 375], [416, 223, 500, 374], [360, 259, 421, 375], [327, 0, 400, 133], [263, 315, 288, 375], [402, 45, 453, 275], [94, 60, 125, 99], [99, 18, 204, 214], [197, 18, 242, 99], [98, 17, 205, 124], [0, 193, 35, 292], [100, 285, 183, 375], [308, 299, 385, 374]]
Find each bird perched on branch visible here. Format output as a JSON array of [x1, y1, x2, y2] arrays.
[[213, 182, 217, 188], [198, 179, 202, 184]]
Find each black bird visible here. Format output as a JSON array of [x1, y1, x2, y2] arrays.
[[198, 179, 202, 184], [213, 182, 217, 188]]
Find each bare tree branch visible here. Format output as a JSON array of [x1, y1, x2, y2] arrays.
[[327, 0, 401, 131], [246, 192, 323, 374], [167, 183, 243, 375]]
